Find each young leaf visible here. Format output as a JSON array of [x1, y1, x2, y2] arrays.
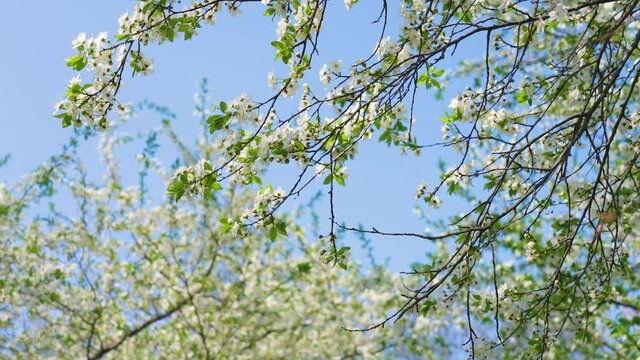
[[269, 226, 278, 241], [66, 54, 87, 71]]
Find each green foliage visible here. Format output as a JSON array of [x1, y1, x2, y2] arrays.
[[65, 54, 87, 71]]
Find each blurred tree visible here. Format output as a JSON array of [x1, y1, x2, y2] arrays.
[[0, 107, 446, 359]]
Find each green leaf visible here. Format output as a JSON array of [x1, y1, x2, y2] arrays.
[[276, 221, 287, 236], [115, 33, 132, 41], [337, 246, 350, 255], [160, 24, 175, 42], [206, 114, 231, 134], [49, 292, 61, 302], [515, 88, 530, 104], [417, 72, 431, 88], [26, 244, 39, 255], [378, 131, 391, 145], [142, 2, 157, 13], [438, 109, 461, 124], [420, 299, 437, 316], [167, 178, 185, 202], [269, 226, 278, 241], [417, 68, 443, 90], [0, 204, 9, 218], [297, 262, 312, 273], [61, 115, 73, 128], [52, 268, 65, 280], [66, 54, 87, 71], [271, 41, 285, 51], [323, 174, 332, 185]]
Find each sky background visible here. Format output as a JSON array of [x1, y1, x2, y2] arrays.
[[0, 1, 477, 272]]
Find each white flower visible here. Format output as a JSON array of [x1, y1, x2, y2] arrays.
[[525, 241, 536, 261], [118, 12, 130, 30], [276, 18, 288, 38], [428, 195, 441, 208], [375, 36, 399, 59], [447, 90, 475, 120], [296, 111, 310, 128], [412, 0, 426, 12], [448, 96, 461, 110], [69, 75, 82, 85], [556, 3, 568, 18], [328, 60, 342, 73], [335, 166, 349, 180], [267, 70, 277, 88], [72, 33, 87, 49], [315, 164, 328, 175], [53, 101, 64, 113], [231, 221, 241, 236], [230, 93, 253, 120], [319, 64, 330, 87], [414, 181, 427, 200], [398, 44, 411, 62], [344, 0, 356, 10], [549, 3, 568, 21], [95, 32, 108, 46]]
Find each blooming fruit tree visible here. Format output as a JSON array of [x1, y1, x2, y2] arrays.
[[51, 0, 640, 358], [0, 115, 450, 358]]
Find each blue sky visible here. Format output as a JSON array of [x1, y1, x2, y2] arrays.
[[0, 1, 473, 272]]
